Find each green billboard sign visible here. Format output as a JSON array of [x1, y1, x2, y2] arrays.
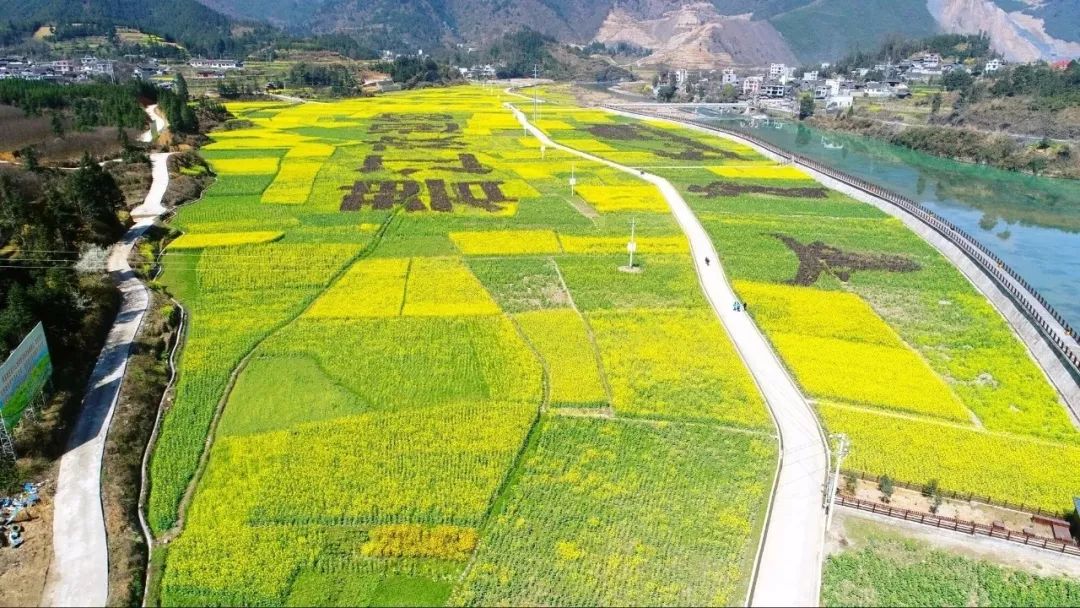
[[0, 322, 52, 428]]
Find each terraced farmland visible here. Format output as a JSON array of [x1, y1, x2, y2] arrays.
[[148, 89, 776, 606], [528, 93, 1080, 512]]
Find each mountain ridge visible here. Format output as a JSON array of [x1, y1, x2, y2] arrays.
[[193, 0, 1080, 63]]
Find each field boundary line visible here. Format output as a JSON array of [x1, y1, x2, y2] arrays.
[[549, 408, 776, 438], [398, 257, 413, 316], [456, 313, 551, 591], [135, 292, 185, 607], [550, 258, 615, 410]]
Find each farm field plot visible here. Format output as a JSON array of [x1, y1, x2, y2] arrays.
[[453, 415, 776, 607], [527, 89, 1080, 512], [823, 517, 1080, 606], [149, 87, 776, 606]]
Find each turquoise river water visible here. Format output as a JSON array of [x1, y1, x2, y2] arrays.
[[684, 110, 1080, 330]]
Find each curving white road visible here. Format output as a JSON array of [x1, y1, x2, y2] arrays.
[[138, 105, 166, 144], [42, 130, 172, 605], [508, 102, 830, 606]]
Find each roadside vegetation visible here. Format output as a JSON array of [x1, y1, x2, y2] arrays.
[[823, 519, 1080, 606]]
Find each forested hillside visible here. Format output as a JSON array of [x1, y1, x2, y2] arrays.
[[7, 0, 276, 57]]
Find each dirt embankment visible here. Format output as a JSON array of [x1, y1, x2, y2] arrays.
[[102, 288, 180, 607], [594, 2, 796, 69], [810, 115, 1080, 180], [0, 105, 144, 166]]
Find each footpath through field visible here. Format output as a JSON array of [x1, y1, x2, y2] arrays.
[[507, 100, 830, 606], [43, 119, 171, 606]]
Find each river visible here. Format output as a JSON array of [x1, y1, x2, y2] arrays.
[[679, 109, 1080, 330]]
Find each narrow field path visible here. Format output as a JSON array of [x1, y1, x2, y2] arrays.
[[507, 102, 830, 606], [42, 144, 172, 607]]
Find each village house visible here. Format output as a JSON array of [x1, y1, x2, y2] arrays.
[[761, 81, 788, 98], [742, 75, 763, 97], [189, 58, 242, 70]]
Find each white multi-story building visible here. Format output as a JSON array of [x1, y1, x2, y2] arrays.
[[802, 70, 819, 82], [742, 75, 763, 96], [769, 63, 787, 79], [921, 53, 942, 69], [51, 59, 76, 74], [721, 68, 737, 85], [189, 58, 241, 70], [985, 58, 1003, 72], [824, 78, 850, 96]]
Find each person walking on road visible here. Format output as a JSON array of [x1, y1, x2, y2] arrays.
[[705, 256, 711, 266]]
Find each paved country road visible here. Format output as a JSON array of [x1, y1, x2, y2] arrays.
[[508, 101, 830, 606], [42, 145, 171, 607]]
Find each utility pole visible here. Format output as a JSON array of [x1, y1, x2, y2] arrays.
[[569, 163, 576, 197], [627, 218, 637, 269], [532, 64, 540, 122], [825, 433, 849, 531]]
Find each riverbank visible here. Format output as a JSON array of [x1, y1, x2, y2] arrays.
[[808, 115, 1079, 180]]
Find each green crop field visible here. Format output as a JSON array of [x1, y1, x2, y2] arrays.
[[822, 519, 1080, 606], [148, 89, 777, 606], [528, 90, 1080, 513]]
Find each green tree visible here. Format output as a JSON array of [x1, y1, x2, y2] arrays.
[[930, 92, 942, 115], [175, 73, 189, 102], [921, 478, 939, 497], [942, 69, 973, 92], [717, 84, 738, 103], [65, 154, 125, 244], [879, 475, 895, 503], [50, 111, 65, 137], [20, 146, 39, 172], [798, 93, 815, 120]]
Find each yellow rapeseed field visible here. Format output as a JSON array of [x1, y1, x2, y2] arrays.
[[820, 402, 1080, 511], [735, 281, 902, 346], [772, 332, 970, 421], [361, 524, 479, 560], [515, 309, 608, 407], [402, 257, 501, 317], [261, 160, 324, 205], [707, 166, 811, 180], [305, 258, 409, 318], [168, 231, 283, 249], [575, 184, 668, 213]]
